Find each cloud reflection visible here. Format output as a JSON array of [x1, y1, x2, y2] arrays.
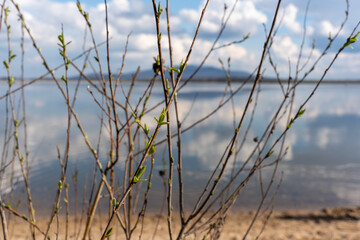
[[1, 82, 360, 208]]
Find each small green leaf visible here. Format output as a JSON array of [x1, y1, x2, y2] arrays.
[[144, 123, 149, 135], [140, 109, 145, 117], [3, 60, 9, 70], [144, 94, 149, 105], [4, 7, 9, 17], [156, 2, 163, 18], [158, 111, 165, 123], [133, 166, 147, 183], [137, 166, 146, 177], [297, 108, 306, 118], [287, 118, 294, 129], [342, 31, 360, 49], [154, 108, 168, 126], [166, 79, 171, 93], [9, 51, 16, 61], [61, 75, 67, 83], [265, 150, 274, 158], [135, 117, 140, 125], [133, 176, 138, 183], [168, 67, 180, 74], [66, 58, 71, 69], [54, 204, 60, 214], [105, 228, 113, 238], [148, 146, 156, 155], [94, 56, 99, 62], [58, 34, 64, 44], [77, 3, 83, 14], [179, 59, 185, 72], [131, 111, 137, 119], [8, 75, 14, 87], [156, 56, 160, 65], [112, 198, 117, 208], [144, 137, 151, 149]]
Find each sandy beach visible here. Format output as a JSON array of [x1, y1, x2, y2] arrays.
[[5, 206, 360, 239]]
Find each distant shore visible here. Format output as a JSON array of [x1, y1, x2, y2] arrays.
[[2, 77, 360, 85]]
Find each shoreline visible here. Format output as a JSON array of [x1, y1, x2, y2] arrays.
[[5, 206, 360, 239], [3, 78, 360, 85]]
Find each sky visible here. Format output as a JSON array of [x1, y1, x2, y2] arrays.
[[1, 0, 360, 80]]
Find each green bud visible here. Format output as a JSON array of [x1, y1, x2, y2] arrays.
[[58, 180, 63, 190]]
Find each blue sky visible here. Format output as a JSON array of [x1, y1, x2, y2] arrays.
[[1, 0, 360, 79]]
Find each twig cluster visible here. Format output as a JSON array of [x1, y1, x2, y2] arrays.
[[0, 0, 359, 239]]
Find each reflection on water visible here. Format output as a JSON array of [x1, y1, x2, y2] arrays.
[[0, 81, 359, 213]]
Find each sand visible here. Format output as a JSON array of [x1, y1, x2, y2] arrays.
[[4, 206, 360, 239]]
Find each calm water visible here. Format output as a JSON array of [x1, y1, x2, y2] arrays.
[[1, 81, 359, 214]]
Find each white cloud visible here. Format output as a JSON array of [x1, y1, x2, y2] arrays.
[[1, 0, 359, 80], [315, 127, 341, 149], [131, 34, 157, 51], [2, 0, 254, 77], [327, 52, 360, 77], [282, 4, 302, 34], [185, 131, 227, 168], [14, 1, 84, 46], [180, 0, 267, 37], [304, 84, 360, 118], [179, 9, 199, 23], [317, 20, 340, 37], [272, 36, 298, 61], [100, 0, 130, 13], [280, 132, 296, 161]]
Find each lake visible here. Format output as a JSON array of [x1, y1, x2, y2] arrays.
[[1, 80, 359, 215]]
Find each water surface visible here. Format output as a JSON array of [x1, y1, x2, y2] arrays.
[[1, 81, 359, 214]]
